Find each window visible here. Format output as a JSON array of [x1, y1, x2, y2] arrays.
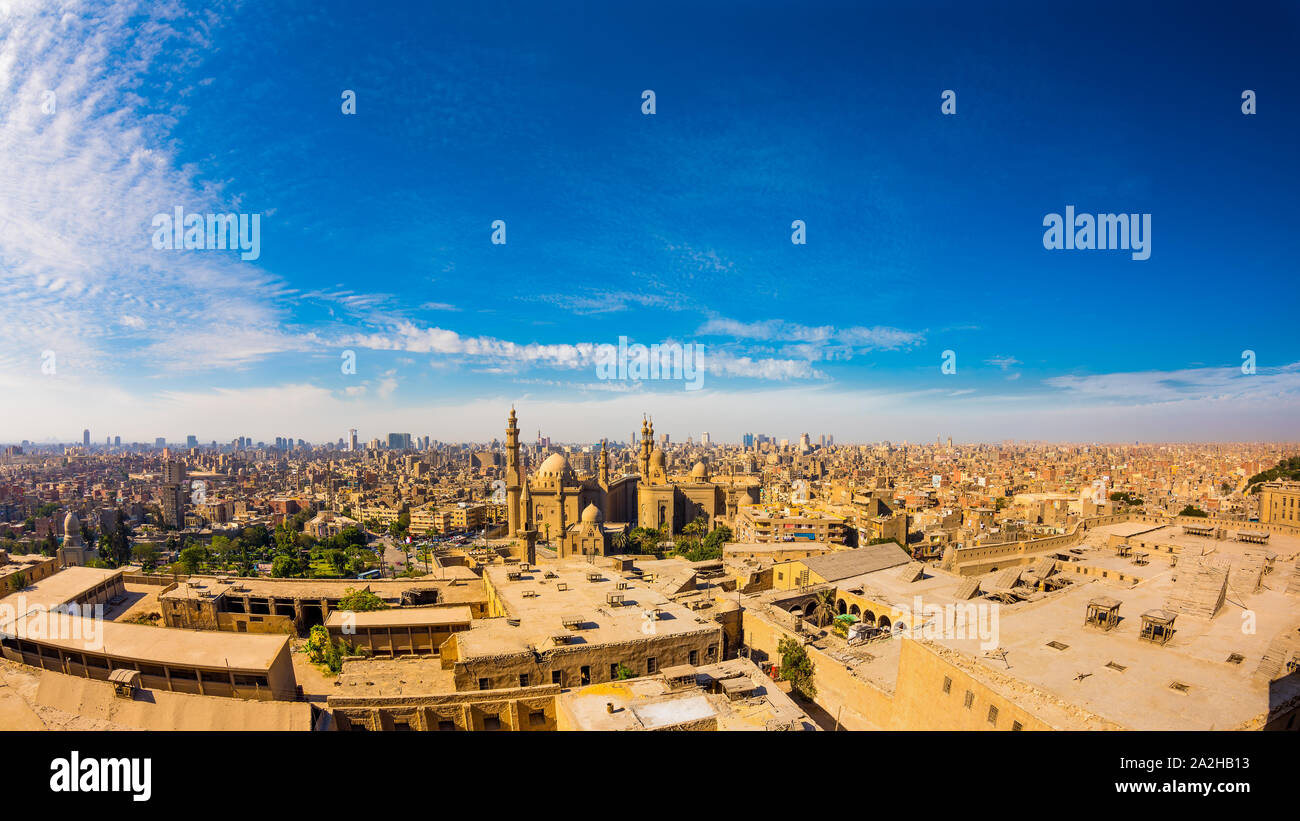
[[707, 645, 717, 659], [580, 666, 590, 685], [478, 677, 490, 691], [1226, 653, 1244, 664], [482, 715, 502, 731], [392, 719, 412, 731], [518, 673, 529, 688], [942, 676, 952, 694], [529, 710, 546, 727], [987, 705, 998, 725], [646, 657, 657, 674], [1011, 720, 1023, 731], [438, 720, 456, 732], [551, 670, 562, 685], [610, 664, 619, 680], [963, 690, 974, 709], [689, 650, 699, 666]]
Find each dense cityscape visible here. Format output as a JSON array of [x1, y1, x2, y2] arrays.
[[2, 417, 1297, 731], [1, 3, 1296, 811]]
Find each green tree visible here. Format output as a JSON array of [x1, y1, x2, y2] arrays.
[[242, 525, 271, 549], [324, 549, 349, 574], [808, 588, 838, 627], [271, 553, 306, 578], [1178, 505, 1209, 518], [132, 542, 160, 572], [178, 544, 209, 574], [682, 516, 708, 537], [777, 636, 817, 700], [337, 587, 388, 612], [611, 532, 629, 553], [105, 509, 132, 567], [681, 538, 723, 562], [337, 525, 367, 548], [702, 523, 732, 552]]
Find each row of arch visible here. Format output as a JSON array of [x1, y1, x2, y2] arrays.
[[785, 599, 906, 632], [835, 599, 903, 631]]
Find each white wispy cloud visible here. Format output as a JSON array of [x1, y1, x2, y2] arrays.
[[0, 0, 304, 379], [342, 320, 822, 381], [985, 355, 1021, 370], [697, 316, 923, 364], [1044, 362, 1300, 404]]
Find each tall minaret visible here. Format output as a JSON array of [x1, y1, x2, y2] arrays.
[[505, 408, 522, 534], [638, 417, 652, 476], [598, 439, 609, 486]]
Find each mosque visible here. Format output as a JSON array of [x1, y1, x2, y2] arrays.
[[502, 409, 755, 560], [56, 511, 97, 567]]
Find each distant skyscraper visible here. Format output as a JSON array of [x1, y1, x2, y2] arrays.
[[743, 433, 754, 448], [348, 429, 358, 451], [83, 429, 90, 447], [155, 437, 166, 448], [114, 436, 120, 446], [159, 459, 187, 529], [701, 432, 710, 446], [388, 433, 412, 450], [186, 434, 197, 448]]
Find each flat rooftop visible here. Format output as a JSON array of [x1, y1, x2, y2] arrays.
[[559, 658, 817, 731], [457, 561, 719, 659], [0, 566, 122, 612], [1120, 525, 1300, 558], [930, 559, 1300, 730], [3, 612, 290, 672], [1, 553, 55, 569], [324, 605, 472, 628], [724, 541, 839, 554], [160, 569, 485, 605], [330, 656, 460, 699]]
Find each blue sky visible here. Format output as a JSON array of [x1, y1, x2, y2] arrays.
[[1, 0, 1298, 444]]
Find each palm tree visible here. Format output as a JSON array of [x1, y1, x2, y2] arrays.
[[809, 589, 838, 627]]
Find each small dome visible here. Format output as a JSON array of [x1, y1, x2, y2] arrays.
[[536, 452, 572, 477], [649, 449, 666, 469], [690, 461, 709, 480], [580, 503, 603, 523], [63, 511, 80, 536]]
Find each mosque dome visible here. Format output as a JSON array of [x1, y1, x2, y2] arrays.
[[536, 452, 573, 478], [580, 503, 603, 524], [689, 461, 709, 480], [63, 511, 83, 546], [649, 449, 666, 470]]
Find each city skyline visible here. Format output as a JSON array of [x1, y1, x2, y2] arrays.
[[2, 1, 1298, 444]]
